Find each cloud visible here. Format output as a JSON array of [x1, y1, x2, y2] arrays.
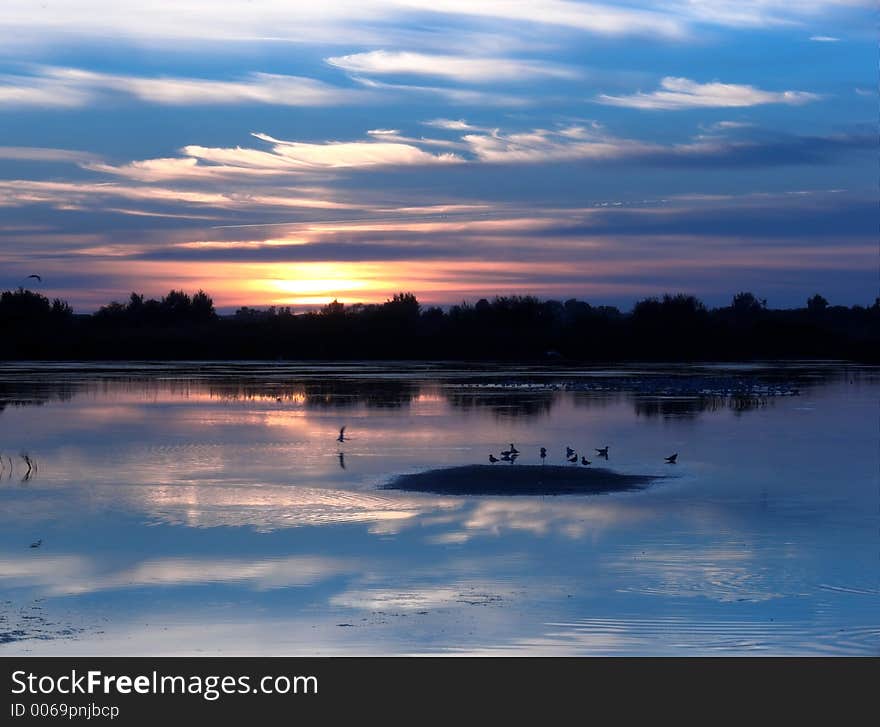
[[350, 75, 526, 106], [423, 118, 479, 130], [0, 146, 97, 163], [809, 35, 840, 41], [0, 0, 688, 49], [0, 67, 365, 108], [597, 77, 821, 110], [0, 73, 92, 107], [84, 131, 462, 183], [246, 132, 463, 168], [326, 50, 579, 83]]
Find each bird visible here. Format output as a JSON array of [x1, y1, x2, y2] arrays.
[[567, 453, 578, 464], [581, 456, 591, 466], [665, 453, 678, 464], [539, 447, 547, 464], [488, 454, 499, 463], [500, 451, 512, 462], [508, 443, 519, 455], [25, 274, 42, 283], [509, 453, 519, 463], [595, 446, 609, 458], [565, 446, 575, 459], [337, 426, 346, 443], [29, 539, 42, 549]]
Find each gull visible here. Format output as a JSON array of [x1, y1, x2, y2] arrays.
[[595, 446, 609, 458], [337, 426, 346, 443], [508, 443, 519, 455], [581, 456, 591, 466], [665, 453, 678, 464], [565, 446, 575, 459], [567, 453, 578, 464], [25, 274, 42, 283], [489, 454, 499, 464]]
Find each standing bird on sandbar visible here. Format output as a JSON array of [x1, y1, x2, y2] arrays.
[[665, 453, 678, 464], [567, 453, 578, 464], [489, 454, 499, 463], [337, 426, 346, 443], [581, 456, 591, 466], [539, 447, 547, 464], [565, 446, 575, 459], [595, 446, 609, 458]]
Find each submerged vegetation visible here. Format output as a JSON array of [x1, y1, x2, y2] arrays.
[[1, 288, 877, 361]]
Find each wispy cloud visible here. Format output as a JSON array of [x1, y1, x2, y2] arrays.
[[0, 0, 688, 48], [0, 66, 365, 108], [0, 72, 92, 107], [350, 75, 526, 106], [423, 118, 480, 130], [597, 77, 820, 110], [809, 35, 840, 41], [326, 50, 579, 83], [0, 146, 97, 163]]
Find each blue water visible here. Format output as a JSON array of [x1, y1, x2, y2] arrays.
[[0, 362, 877, 654]]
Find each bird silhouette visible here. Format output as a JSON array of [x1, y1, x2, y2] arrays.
[[595, 446, 609, 458], [567, 453, 578, 464], [565, 446, 575, 459], [665, 453, 678, 464], [337, 426, 346, 443], [508, 443, 519, 455], [581, 456, 591, 466], [539, 447, 547, 464], [489, 454, 499, 463], [29, 539, 42, 549], [500, 451, 512, 462], [25, 274, 42, 283]]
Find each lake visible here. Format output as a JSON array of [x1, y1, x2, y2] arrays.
[[0, 362, 877, 655]]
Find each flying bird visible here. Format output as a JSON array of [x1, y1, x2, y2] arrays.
[[596, 446, 609, 458], [26, 274, 42, 282], [337, 426, 346, 443], [29, 539, 42, 549], [665, 453, 678, 464], [489, 454, 499, 463], [581, 456, 591, 466]]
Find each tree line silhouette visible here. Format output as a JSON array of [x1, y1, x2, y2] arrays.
[[2, 287, 877, 361]]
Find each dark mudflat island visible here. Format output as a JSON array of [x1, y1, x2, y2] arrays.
[[384, 464, 660, 496]]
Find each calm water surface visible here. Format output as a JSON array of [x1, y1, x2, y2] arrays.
[[0, 362, 877, 654]]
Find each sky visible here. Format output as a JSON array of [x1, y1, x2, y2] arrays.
[[0, 0, 875, 312]]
